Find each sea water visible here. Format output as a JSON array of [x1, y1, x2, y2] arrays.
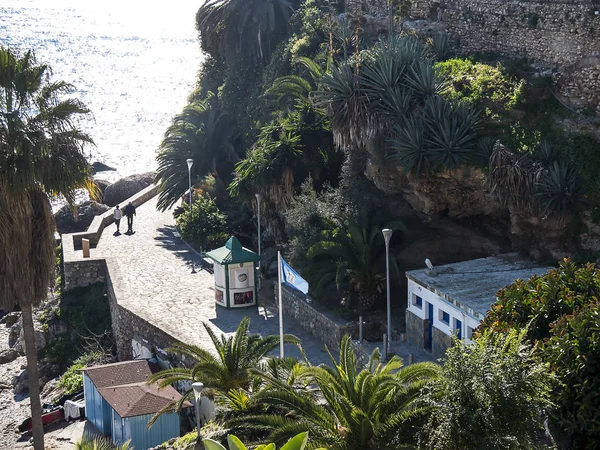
[[0, 0, 204, 184]]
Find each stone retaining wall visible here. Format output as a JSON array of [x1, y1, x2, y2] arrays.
[[63, 258, 106, 292], [105, 261, 180, 362], [432, 326, 452, 360], [406, 309, 426, 349], [278, 285, 357, 352]]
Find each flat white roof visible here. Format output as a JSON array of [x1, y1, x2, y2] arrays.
[[406, 253, 553, 320]]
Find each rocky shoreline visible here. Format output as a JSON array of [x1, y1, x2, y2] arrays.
[[54, 171, 156, 235]]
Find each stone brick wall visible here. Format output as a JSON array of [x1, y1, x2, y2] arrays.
[[278, 285, 357, 352], [559, 58, 600, 115], [405, 309, 426, 348], [432, 326, 452, 360], [63, 259, 106, 291], [105, 262, 181, 362]]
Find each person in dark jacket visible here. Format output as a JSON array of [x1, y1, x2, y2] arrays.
[[123, 202, 136, 233]]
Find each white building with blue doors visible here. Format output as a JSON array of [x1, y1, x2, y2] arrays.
[[405, 253, 552, 359], [84, 360, 191, 449]]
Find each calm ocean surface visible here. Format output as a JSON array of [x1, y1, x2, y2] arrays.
[[0, 0, 204, 184]]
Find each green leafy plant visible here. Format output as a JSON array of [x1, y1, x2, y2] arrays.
[[479, 260, 600, 448], [536, 160, 583, 214], [155, 92, 237, 211], [419, 329, 554, 450], [203, 432, 325, 450], [176, 196, 228, 251], [74, 435, 132, 450], [306, 212, 406, 310], [147, 317, 301, 426], [59, 351, 109, 394], [228, 335, 439, 449], [426, 32, 452, 61]]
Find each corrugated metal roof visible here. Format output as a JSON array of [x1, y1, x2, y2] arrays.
[[206, 236, 260, 265], [98, 382, 190, 418]]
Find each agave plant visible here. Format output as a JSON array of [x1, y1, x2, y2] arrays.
[[426, 32, 452, 61], [228, 336, 440, 450], [536, 160, 582, 214]]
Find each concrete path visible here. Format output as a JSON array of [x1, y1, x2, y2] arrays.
[[95, 197, 332, 366]]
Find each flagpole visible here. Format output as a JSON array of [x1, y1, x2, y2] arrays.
[[278, 251, 284, 358]]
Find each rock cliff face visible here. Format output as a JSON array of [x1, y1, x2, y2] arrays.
[[366, 160, 595, 261]]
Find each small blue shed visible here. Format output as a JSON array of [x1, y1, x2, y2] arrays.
[[84, 360, 190, 449]]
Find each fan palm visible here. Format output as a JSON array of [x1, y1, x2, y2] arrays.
[[155, 92, 236, 211], [306, 212, 406, 310], [147, 317, 301, 424], [0, 47, 94, 450], [263, 57, 324, 110], [229, 335, 440, 449], [197, 0, 295, 64]]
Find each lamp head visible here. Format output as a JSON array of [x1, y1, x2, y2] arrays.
[[255, 192, 262, 201], [192, 382, 204, 399], [382, 228, 393, 244], [186, 159, 194, 171]]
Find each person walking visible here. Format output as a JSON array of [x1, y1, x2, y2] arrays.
[[113, 205, 122, 233], [123, 202, 136, 233]]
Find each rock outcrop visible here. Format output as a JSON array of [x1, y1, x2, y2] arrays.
[[54, 200, 110, 234], [102, 171, 156, 206]]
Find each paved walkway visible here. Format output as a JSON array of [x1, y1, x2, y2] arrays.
[[95, 197, 332, 366]]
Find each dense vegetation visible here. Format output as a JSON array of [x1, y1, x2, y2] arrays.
[[153, 3, 600, 445], [479, 260, 600, 449]]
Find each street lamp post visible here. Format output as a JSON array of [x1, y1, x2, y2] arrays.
[[186, 159, 194, 207], [191, 382, 204, 435], [382, 228, 393, 357], [255, 193, 262, 290]]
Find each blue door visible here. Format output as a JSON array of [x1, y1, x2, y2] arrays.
[[456, 319, 462, 340], [426, 303, 433, 350]]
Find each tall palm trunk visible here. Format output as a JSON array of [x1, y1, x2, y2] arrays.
[[21, 304, 44, 450]]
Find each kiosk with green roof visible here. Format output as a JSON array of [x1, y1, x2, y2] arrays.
[[205, 236, 261, 309]]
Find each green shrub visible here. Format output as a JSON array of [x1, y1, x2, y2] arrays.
[[544, 302, 600, 447], [419, 329, 553, 450], [59, 351, 108, 394], [479, 260, 600, 448], [204, 432, 322, 450], [436, 58, 525, 118], [176, 196, 228, 251]]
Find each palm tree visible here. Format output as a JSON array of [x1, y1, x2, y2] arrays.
[[229, 335, 440, 449], [147, 317, 301, 424], [196, 0, 296, 64], [306, 212, 406, 310], [263, 57, 324, 110], [155, 92, 237, 211], [74, 436, 132, 450], [0, 47, 94, 450]]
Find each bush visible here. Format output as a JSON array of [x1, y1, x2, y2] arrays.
[[177, 196, 228, 251], [436, 58, 525, 119], [59, 351, 109, 394], [419, 329, 553, 450], [544, 302, 600, 447], [479, 260, 600, 448]]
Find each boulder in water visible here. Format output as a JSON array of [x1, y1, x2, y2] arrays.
[[102, 172, 155, 207], [54, 201, 110, 235]]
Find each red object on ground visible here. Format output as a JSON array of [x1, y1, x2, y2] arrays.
[[20, 408, 64, 432]]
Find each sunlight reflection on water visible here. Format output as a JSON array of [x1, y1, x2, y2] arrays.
[[1, 0, 204, 186]]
